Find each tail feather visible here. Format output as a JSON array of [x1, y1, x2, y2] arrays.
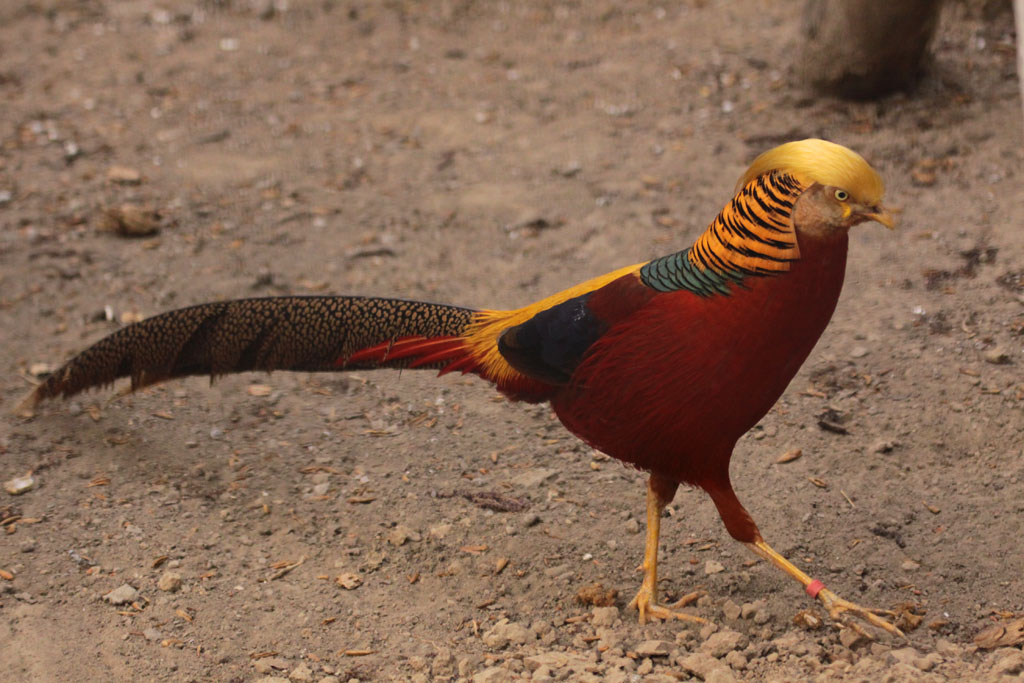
[[18, 295, 480, 412], [344, 336, 470, 368]]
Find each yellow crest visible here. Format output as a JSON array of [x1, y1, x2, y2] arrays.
[[736, 139, 885, 206]]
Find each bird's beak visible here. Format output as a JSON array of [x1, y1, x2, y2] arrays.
[[859, 205, 897, 230]]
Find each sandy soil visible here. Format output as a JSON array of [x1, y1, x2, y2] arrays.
[[2, 1, 1023, 681]]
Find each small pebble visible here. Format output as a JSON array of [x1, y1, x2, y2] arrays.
[[724, 650, 747, 670], [4, 475, 35, 495], [872, 440, 898, 454], [993, 651, 1024, 676], [253, 660, 274, 674], [429, 523, 452, 539], [521, 514, 542, 529], [983, 347, 1011, 364], [106, 165, 142, 184], [386, 524, 420, 545], [740, 600, 763, 619], [635, 639, 672, 657], [702, 629, 746, 658], [481, 619, 532, 649], [705, 560, 725, 575], [700, 622, 719, 640], [472, 666, 511, 682], [103, 584, 139, 605], [916, 652, 943, 672], [289, 662, 313, 681], [850, 345, 870, 358], [157, 571, 182, 592], [840, 627, 869, 649], [678, 652, 723, 679], [592, 606, 619, 627], [889, 646, 922, 667], [432, 648, 455, 676]]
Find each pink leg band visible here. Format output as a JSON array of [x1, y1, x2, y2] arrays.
[[805, 579, 825, 599]]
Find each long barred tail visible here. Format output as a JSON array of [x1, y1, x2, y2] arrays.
[[19, 296, 480, 411]]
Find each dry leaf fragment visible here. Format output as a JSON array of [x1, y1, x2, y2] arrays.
[[974, 617, 1024, 649], [808, 477, 828, 489], [575, 582, 618, 607], [347, 496, 376, 504], [893, 603, 924, 632], [0, 568, 14, 581], [460, 545, 488, 554], [335, 573, 362, 590], [776, 448, 802, 464], [793, 609, 824, 630], [268, 556, 305, 580]]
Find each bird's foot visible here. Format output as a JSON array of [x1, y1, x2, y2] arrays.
[[818, 587, 904, 639], [628, 586, 706, 625]]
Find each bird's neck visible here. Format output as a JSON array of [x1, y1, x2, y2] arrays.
[[690, 172, 805, 275], [640, 172, 808, 296]]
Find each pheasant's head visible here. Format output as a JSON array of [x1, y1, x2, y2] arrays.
[[740, 139, 895, 240]]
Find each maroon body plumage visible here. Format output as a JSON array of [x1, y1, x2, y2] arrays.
[[553, 232, 849, 542]]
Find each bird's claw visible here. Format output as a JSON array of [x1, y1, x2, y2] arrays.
[[818, 588, 904, 639], [628, 586, 706, 625]]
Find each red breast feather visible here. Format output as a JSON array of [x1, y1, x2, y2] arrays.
[[551, 234, 849, 489]]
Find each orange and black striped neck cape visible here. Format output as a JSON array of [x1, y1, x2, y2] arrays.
[[640, 171, 805, 297]]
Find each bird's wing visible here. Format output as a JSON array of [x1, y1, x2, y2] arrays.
[[495, 269, 659, 385], [453, 262, 649, 396]]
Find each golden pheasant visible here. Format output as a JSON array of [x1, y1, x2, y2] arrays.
[[20, 139, 899, 635]]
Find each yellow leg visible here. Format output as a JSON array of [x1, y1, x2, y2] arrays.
[[627, 477, 705, 625], [746, 540, 903, 638]]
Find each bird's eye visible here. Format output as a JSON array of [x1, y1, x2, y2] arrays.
[[834, 189, 849, 201]]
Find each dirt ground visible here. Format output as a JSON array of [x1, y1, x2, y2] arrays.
[[1, 1, 1023, 681]]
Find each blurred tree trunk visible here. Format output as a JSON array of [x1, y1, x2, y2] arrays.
[[798, 0, 942, 99]]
